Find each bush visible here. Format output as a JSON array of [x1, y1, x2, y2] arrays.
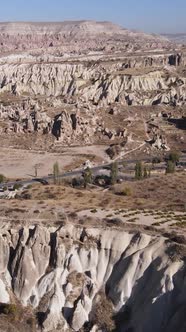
[[0, 303, 18, 318], [71, 177, 82, 188], [115, 187, 132, 196], [94, 175, 110, 186], [13, 183, 22, 191], [90, 209, 97, 213], [105, 218, 123, 226], [4, 304, 17, 315], [20, 191, 32, 199], [152, 157, 162, 164]]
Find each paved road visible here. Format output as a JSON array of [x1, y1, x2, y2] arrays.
[[0, 155, 185, 190], [0, 158, 151, 189], [0, 163, 110, 189]]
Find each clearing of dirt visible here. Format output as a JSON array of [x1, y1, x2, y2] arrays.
[[0, 145, 109, 179]]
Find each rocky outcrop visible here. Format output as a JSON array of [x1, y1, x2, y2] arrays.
[[0, 99, 128, 144], [0, 223, 186, 332], [0, 63, 185, 106]]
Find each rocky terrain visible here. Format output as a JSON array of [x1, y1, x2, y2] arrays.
[[0, 21, 185, 153], [0, 59, 185, 105], [0, 222, 186, 332], [0, 21, 172, 54], [0, 20, 186, 332]]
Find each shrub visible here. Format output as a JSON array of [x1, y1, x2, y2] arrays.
[[106, 218, 123, 226], [3, 304, 17, 316], [13, 183, 22, 191], [90, 209, 97, 213], [115, 187, 132, 196], [21, 191, 32, 199], [152, 157, 162, 164], [71, 177, 82, 188], [0, 303, 19, 319], [94, 175, 110, 187]]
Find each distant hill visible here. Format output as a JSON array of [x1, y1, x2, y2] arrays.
[[0, 21, 171, 54], [0, 20, 168, 41], [162, 33, 186, 44]]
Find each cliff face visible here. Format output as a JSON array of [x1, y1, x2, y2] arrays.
[[0, 224, 185, 332], [0, 62, 185, 106]]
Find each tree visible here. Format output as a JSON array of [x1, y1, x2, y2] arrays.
[[135, 162, 143, 180], [168, 151, 180, 165], [53, 162, 60, 184], [143, 166, 148, 178], [34, 163, 42, 178], [148, 167, 151, 178], [166, 160, 175, 174], [110, 162, 118, 185], [0, 174, 6, 183], [82, 167, 92, 188]]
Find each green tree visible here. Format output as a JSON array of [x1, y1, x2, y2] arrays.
[[110, 162, 118, 185], [166, 160, 175, 174], [168, 151, 180, 164], [135, 162, 143, 180], [13, 183, 22, 191], [0, 174, 6, 183], [53, 162, 60, 184], [82, 167, 92, 188]]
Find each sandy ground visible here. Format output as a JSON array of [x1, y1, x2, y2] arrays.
[[0, 145, 109, 178]]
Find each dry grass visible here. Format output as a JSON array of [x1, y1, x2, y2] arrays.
[[112, 171, 186, 212], [0, 302, 36, 332], [0, 172, 185, 229]]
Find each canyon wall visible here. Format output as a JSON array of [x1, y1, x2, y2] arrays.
[[0, 61, 185, 106]]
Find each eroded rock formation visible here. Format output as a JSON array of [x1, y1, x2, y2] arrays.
[[0, 224, 185, 332], [0, 63, 185, 107]]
